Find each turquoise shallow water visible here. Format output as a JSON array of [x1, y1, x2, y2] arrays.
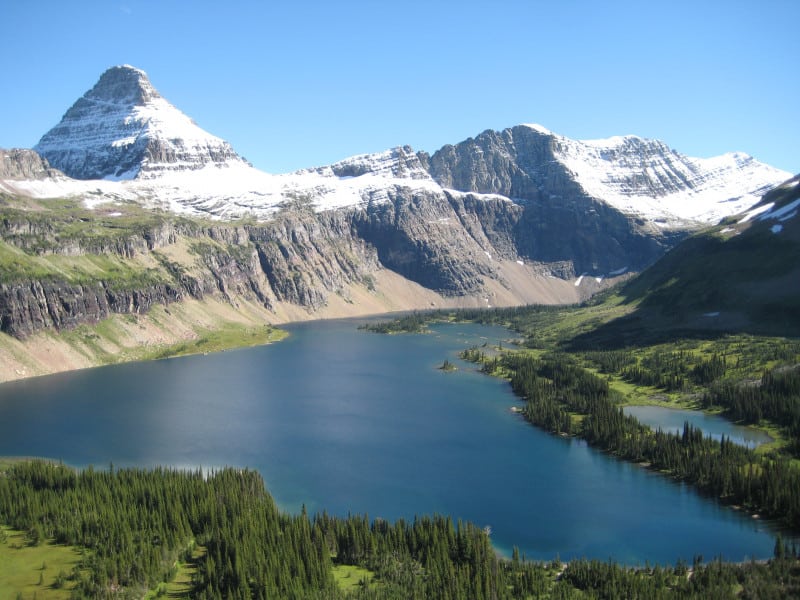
[[0, 319, 783, 563]]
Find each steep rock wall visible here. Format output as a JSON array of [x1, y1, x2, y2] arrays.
[[0, 206, 383, 338], [422, 126, 690, 274]]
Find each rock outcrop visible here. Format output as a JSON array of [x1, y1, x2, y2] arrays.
[[0, 149, 63, 181]]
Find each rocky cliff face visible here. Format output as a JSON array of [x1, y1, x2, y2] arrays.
[[422, 124, 787, 224], [419, 126, 670, 274], [0, 203, 384, 338], [0, 149, 63, 181], [34, 65, 248, 180], [1, 66, 793, 340], [352, 189, 520, 295], [0, 279, 185, 338]]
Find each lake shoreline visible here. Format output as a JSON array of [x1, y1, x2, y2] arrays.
[[0, 267, 536, 385]]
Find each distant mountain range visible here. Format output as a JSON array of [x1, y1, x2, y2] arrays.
[[0, 65, 795, 370], [13, 66, 785, 226]]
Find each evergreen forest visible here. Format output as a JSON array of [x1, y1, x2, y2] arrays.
[[3, 460, 800, 599], [4, 300, 800, 598]]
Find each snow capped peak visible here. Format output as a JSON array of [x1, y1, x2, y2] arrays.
[[521, 123, 554, 136], [33, 65, 248, 181], [10, 66, 793, 230], [533, 130, 789, 224], [87, 64, 159, 105], [323, 146, 431, 180]]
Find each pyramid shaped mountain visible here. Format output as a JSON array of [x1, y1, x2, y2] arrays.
[[34, 65, 248, 180]]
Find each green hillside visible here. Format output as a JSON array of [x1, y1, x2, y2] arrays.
[[572, 175, 800, 347]]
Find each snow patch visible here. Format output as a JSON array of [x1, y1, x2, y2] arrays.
[[549, 130, 791, 225], [703, 312, 721, 318], [521, 123, 554, 136], [443, 188, 515, 203], [608, 266, 628, 276], [103, 167, 140, 181], [574, 275, 585, 286], [759, 198, 800, 222], [484, 251, 492, 261], [739, 203, 774, 223], [516, 260, 524, 266], [771, 224, 783, 234]]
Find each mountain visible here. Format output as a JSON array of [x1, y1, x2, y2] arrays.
[[34, 65, 248, 180], [423, 123, 783, 225], [27, 66, 789, 227], [0, 65, 794, 380], [569, 174, 800, 347]]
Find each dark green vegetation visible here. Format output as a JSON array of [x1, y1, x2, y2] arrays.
[[447, 291, 800, 521], [0, 195, 183, 288], [573, 175, 800, 345], [439, 359, 458, 372], [702, 367, 800, 454], [2, 461, 529, 599], [358, 312, 429, 334], [4, 460, 800, 599]]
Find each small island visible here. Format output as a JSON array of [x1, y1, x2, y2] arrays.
[[358, 312, 431, 334], [439, 359, 458, 372]]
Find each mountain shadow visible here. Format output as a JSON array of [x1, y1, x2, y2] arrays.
[[567, 174, 800, 350]]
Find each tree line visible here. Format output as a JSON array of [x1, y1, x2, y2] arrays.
[[702, 367, 800, 455], [465, 350, 800, 529], [358, 312, 432, 334], [5, 460, 800, 598]]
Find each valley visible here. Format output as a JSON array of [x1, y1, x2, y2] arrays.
[[0, 65, 791, 381], [2, 312, 800, 599], [1, 62, 798, 598]]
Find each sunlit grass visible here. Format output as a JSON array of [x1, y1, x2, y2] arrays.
[[143, 323, 288, 361], [0, 527, 81, 599], [143, 545, 206, 600], [332, 563, 376, 593]]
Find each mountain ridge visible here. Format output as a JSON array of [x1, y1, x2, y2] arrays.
[[22, 65, 790, 228], [0, 65, 795, 381]]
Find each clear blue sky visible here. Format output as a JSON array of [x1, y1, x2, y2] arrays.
[[2, 0, 797, 174]]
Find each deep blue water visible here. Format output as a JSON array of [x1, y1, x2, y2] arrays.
[[0, 319, 783, 563]]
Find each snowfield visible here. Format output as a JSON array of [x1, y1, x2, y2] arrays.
[[4, 133, 791, 226], [523, 124, 790, 225]]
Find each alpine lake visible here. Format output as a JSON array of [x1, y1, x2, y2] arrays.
[[0, 318, 786, 564]]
